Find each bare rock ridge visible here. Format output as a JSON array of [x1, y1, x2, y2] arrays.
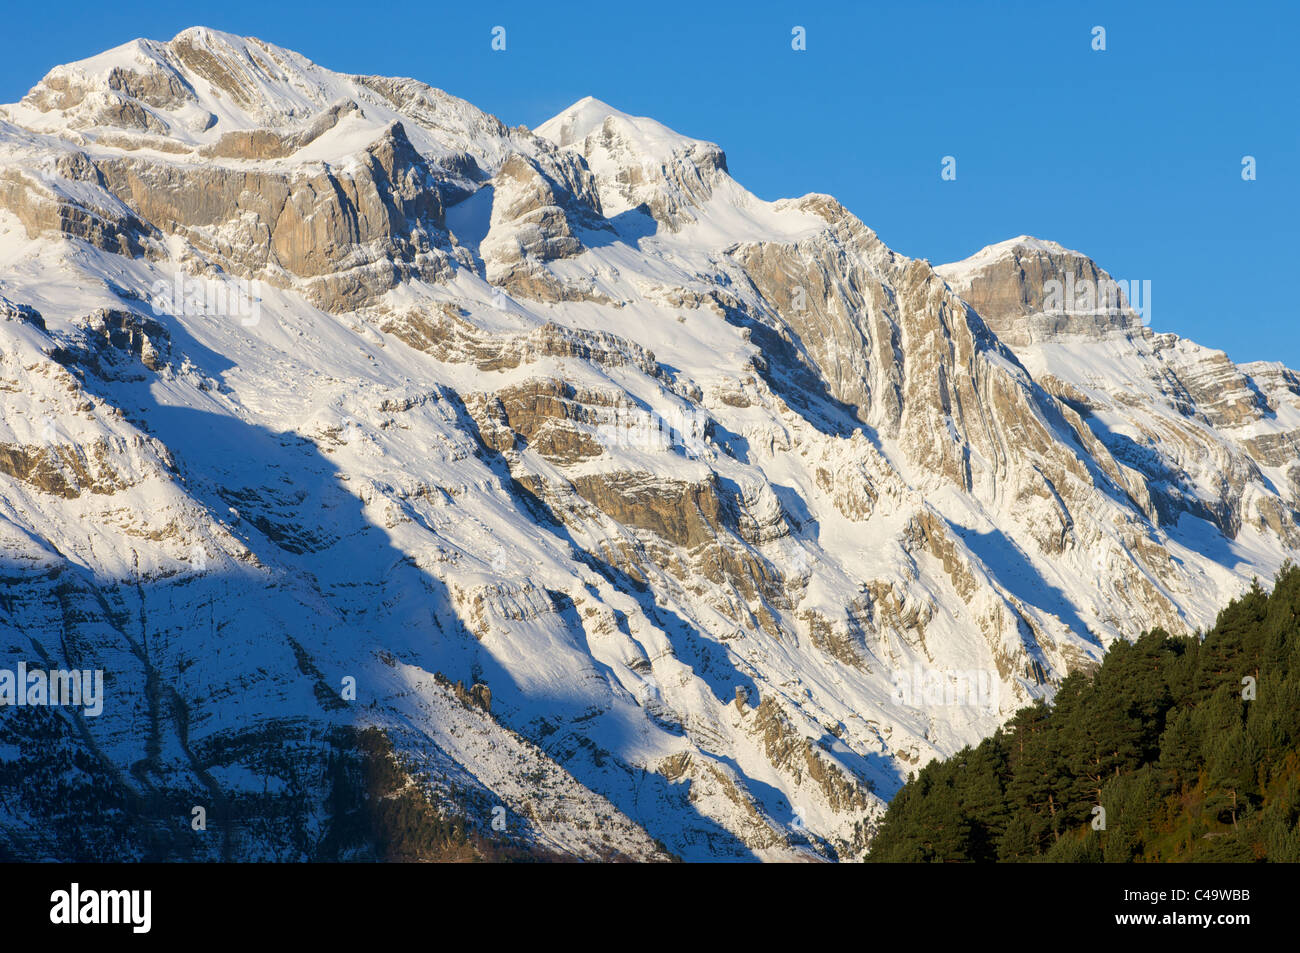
[[937, 238, 1300, 547], [935, 236, 1144, 345], [0, 27, 1295, 861]]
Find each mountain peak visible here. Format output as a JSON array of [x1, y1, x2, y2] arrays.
[[536, 96, 709, 156], [1, 29, 1296, 864], [170, 24, 250, 46], [937, 235, 1086, 279], [536, 97, 727, 227], [936, 235, 1144, 345]]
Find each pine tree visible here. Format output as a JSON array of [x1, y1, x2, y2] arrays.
[[866, 563, 1300, 863]]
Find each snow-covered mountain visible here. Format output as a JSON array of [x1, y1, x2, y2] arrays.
[[0, 28, 1294, 861]]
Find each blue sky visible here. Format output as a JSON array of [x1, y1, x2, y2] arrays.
[[3, 0, 1296, 367]]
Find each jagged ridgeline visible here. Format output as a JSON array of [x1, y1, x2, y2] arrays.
[[2, 26, 1299, 860], [866, 564, 1300, 862]]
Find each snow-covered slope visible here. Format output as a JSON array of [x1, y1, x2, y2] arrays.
[[0, 28, 1294, 862], [938, 237, 1300, 554]]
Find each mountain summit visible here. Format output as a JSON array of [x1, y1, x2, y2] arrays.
[[0, 29, 1296, 861]]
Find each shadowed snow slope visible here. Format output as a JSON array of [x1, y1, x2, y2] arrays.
[[0, 28, 1295, 862]]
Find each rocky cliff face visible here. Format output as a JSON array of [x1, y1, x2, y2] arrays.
[[935, 236, 1144, 346], [938, 237, 1300, 548], [0, 28, 1294, 862]]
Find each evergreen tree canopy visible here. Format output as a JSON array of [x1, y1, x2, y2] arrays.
[[867, 563, 1300, 862]]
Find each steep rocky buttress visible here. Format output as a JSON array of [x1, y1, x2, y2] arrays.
[[0, 28, 1294, 861]]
